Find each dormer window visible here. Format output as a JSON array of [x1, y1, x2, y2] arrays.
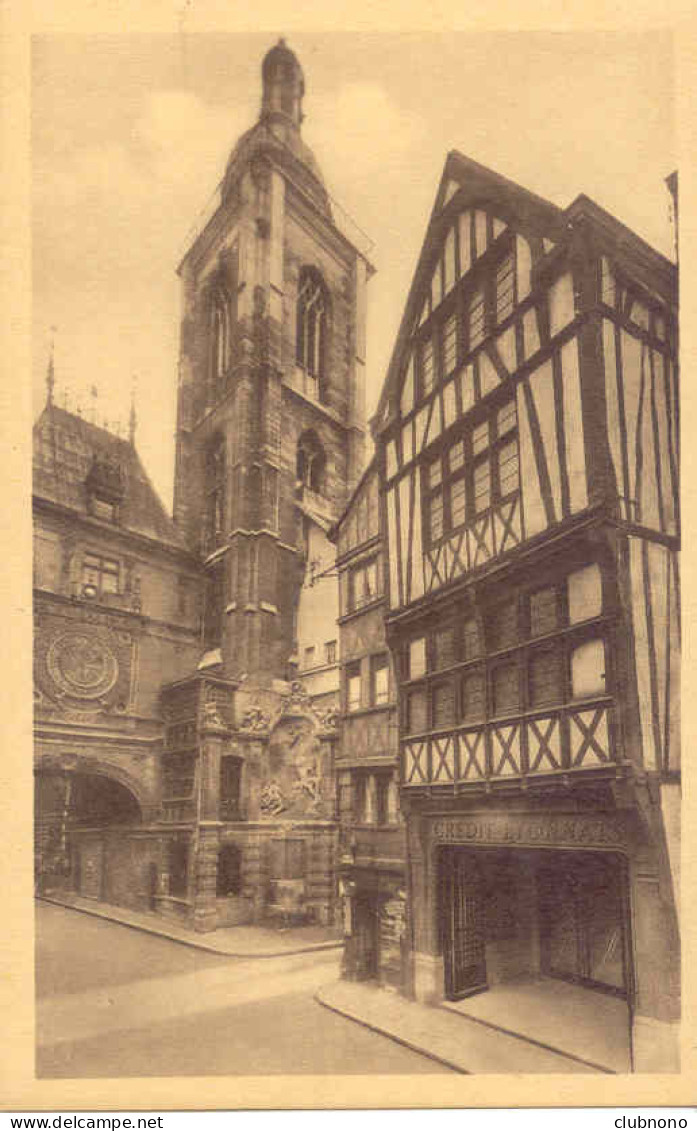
[[85, 452, 125, 523], [296, 267, 328, 396]]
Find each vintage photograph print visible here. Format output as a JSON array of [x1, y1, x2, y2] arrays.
[[31, 30, 680, 1086]]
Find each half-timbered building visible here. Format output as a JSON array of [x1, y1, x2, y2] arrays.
[[331, 460, 407, 987], [372, 152, 679, 1071]]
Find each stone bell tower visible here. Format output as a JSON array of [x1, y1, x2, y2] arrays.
[[173, 38, 370, 687]]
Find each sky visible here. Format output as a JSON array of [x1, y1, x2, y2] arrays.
[[32, 31, 676, 508]]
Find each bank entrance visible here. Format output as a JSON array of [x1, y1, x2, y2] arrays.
[[439, 847, 630, 1002]]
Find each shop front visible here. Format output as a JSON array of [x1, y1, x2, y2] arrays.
[[406, 804, 680, 1072]]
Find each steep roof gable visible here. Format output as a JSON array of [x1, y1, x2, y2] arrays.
[[33, 404, 183, 547], [371, 151, 567, 435]]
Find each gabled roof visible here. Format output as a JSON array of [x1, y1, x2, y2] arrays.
[[371, 149, 676, 437], [33, 403, 183, 548]]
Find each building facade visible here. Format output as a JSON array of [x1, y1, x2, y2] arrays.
[[33, 40, 372, 934], [363, 153, 679, 1071], [331, 461, 407, 988]]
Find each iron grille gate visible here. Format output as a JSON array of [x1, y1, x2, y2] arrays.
[[441, 848, 487, 999]]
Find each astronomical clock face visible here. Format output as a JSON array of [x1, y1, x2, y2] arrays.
[[47, 632, 119, 700], [34, 605, 133, 717]]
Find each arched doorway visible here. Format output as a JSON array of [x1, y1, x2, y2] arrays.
[[35, 768, 142, 899]]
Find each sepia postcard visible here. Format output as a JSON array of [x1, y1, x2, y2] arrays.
[[2, 3, 696, 1115]]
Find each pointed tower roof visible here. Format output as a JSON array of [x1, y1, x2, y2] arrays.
[[220, 38, 330, 218]]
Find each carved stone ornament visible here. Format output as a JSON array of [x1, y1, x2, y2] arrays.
[[259, 779, 286, 816], [239, 705, 271, 732], [47, 631, 119, 700]]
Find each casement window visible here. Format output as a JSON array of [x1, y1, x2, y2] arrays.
[[528, 644, 564, 708], [492, 660, 520, 716], [370, 655, 390, 706], [82, 552, 120, 596], [304, 645, 316, 669], [468, 289, 486, 351], [349, 557, 379, 611], [405, 636, 427, 680], [347, 661, 362, 712], [325, 640, 337, 665], [433, 625, 456, 670], [487, 598, 519, 653], [353, 772, 394, 825], [420, 337, 435, 397], [529, 584, 563, 638], [461, 668, 486, 722], [495, 254, 515, 323], [296, 268, 328, 389], [424, 399, 519, 547], [399, 563, 608, 733], [405, 687, 427, 734], [432, 680, 456, 728], [462, 616, 483, 661], [442, 313, 459, 378]]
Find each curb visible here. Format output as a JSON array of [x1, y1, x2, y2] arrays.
[[314, 987, 468, 1075], [38, 896, 343, 959]]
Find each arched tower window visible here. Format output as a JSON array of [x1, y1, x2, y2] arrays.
[[210, 288, 230, 394], [204, 434, 226, 552], [296, 268, 328, 395], [296, 430, 326, 495]]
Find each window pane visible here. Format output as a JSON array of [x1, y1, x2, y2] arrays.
[[469, 291, 486, 349], [472, 421, 489, 455], [348, 665, 362, 710], [372, 658, 389, 705], [325, 640, 337, 665], [530, 587, 560, 637], [450, 477, 467, 527], [428, 457, 442, 490], [366, 559, 378, 598], [443, 313, 458, 376], [422, 339, 435, 395], [498, 440, 519, 495], [473, 461, 491, 512], [101, 570, 119, 594], [495, 255, 515, 322], [430, 491, 444, 541], [449, 439, 465, 473], [433, 681, 456, 728], [497, 400, 517, 437], [493, 662, 520, 714], [433, 626, 456, 670], [568, 563, 602, 624], [529, 646, 563, 707], [409, 637, 427, 679], [461, 670, 485, 721], [444, 227, 457, 294], [488, 600, 518, 651], [406, 688, 427, 733], [571, 639, 606, 698], [462, 617, 482, 660]]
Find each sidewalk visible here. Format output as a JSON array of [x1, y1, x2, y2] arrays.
[[38, 892, 343, 958], [316, 980, 604, 1075]]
